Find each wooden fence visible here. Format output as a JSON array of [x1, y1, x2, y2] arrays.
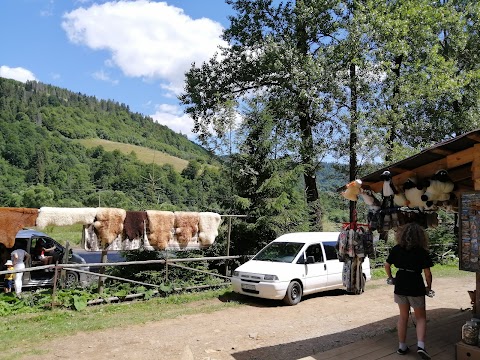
[[0, 255, 241, 307]]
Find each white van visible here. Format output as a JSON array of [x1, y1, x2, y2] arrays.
[[231, 232, 371, 305]]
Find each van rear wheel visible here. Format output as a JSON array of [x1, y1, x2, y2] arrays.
[[283, 280, 302, 306]]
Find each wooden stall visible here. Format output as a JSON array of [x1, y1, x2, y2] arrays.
[[357, 128, 480, 313]]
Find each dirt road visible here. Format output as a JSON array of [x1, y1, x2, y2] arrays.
[[24, 275, 475, 360]]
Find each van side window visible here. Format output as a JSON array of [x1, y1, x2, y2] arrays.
[[323, 244, 337, 260], [305, 244, 323, 263]]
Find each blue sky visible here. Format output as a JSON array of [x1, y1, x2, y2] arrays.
[[0, 0, 234, 139]]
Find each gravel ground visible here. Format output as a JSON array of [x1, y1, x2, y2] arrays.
[[17, 275, 476, 360]]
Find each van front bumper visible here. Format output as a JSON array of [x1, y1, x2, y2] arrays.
[[231, 277, 289, 300]]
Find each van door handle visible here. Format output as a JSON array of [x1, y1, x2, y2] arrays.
[[324, 264, 326, 271]]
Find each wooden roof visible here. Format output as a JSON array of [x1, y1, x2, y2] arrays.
[[359, 128, 480, 195]]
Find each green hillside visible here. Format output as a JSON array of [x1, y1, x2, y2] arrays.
[[0, 77, 212, 162], [0, 77, 226, 212]]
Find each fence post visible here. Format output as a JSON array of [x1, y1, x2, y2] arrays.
[[97, 249, 108, 294], [165, 250, 169, 282], [60, 241, 70, 289], [226, 217, 232, 276], [51, 261, 59, 308]]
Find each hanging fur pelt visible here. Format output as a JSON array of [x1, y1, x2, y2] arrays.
[[124, 211, 147, 240], [198, 212, 222, 246], [36, 207, 97, 229], [174, 212, 199, 247], [0, 207, 38, 249], [146, 210, 174, 250], [93, 208, 126, 246]]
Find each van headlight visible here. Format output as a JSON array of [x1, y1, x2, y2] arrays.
[[263, 274, 279, 281], [233, 271, 239, 277]]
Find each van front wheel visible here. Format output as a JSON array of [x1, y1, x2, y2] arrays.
[[283, 280, 302, 306]]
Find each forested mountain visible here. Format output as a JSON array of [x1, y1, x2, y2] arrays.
[[0, 77, 227, 211], [0, 77, 210, 160]]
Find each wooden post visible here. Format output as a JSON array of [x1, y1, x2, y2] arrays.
[[51, 261, 59, 308], [60, 241, 70, 289], [97, 249, 108, 294], [226, 217, 232, 276], [473, 144, 480, 315], [165, 250, 169, 282]]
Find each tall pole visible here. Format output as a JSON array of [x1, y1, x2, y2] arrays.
[[226, 217, 232, 276], [473, 144, 480, 315], [349, 62, 358, 224]]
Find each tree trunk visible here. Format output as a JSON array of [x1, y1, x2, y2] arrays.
[[386, 55, 403, 162], [299, 109, 322, 231], [349, 63, 358, 223], [295, 12, 322, 230]]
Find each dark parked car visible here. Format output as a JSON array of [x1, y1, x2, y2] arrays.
[[13, 229, 90, 288]]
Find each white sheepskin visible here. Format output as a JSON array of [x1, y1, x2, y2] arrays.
[[36, 207, 98, 229], [198, 212, 222, 246]]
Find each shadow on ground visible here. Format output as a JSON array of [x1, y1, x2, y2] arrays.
[[218, 289, 350, 308], [230, 307, 466, 360]]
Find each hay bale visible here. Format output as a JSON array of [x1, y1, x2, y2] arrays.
[[174, 212, 199, 247], [93, 208, 126, 246], [198, 212, 222, 246], [146, 211, 174, 250], [0, 208, 38, 248], [36, 207, 97, 229]]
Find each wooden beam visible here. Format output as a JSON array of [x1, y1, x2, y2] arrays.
[[364, 147, 475, 194], [467, 133, 480, 142], [429, 148, 454, 156], [388, 161, 447, 192], [449, 166, 474, 182], [447, 147, 475, 169], [362, 181, 382, 194], [389, 167, 411, 174]]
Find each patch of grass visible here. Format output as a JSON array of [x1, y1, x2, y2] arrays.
[[38, 224, 84, 248], [76, 138, 189, 172], [0, 287, 240, 359]]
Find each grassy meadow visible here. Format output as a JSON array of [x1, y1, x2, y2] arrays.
[[75, 138, 189, 172], [39, 224, 85, 248]]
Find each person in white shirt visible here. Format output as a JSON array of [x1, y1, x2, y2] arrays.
[[11, 245, 30, 296]]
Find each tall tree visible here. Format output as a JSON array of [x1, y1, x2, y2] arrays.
[[180, 0, 343, 230], [231, 98, 310, 253], [363, 0, 480, 161]]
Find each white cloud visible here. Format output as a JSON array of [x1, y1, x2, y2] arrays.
[[150, 103, 194, 138], [92, 69, 119, 85], [40, 0, 55, 17], [62, 0, 227, 96], [0, 66, 37, 82]]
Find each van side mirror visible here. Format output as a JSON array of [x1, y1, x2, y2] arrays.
[[306, 256, 315, 264]]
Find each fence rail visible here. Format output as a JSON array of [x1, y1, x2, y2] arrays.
[[0, 255, 242, 307]]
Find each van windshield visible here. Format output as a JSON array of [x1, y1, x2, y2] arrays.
[[253, 242, 305, 263]]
